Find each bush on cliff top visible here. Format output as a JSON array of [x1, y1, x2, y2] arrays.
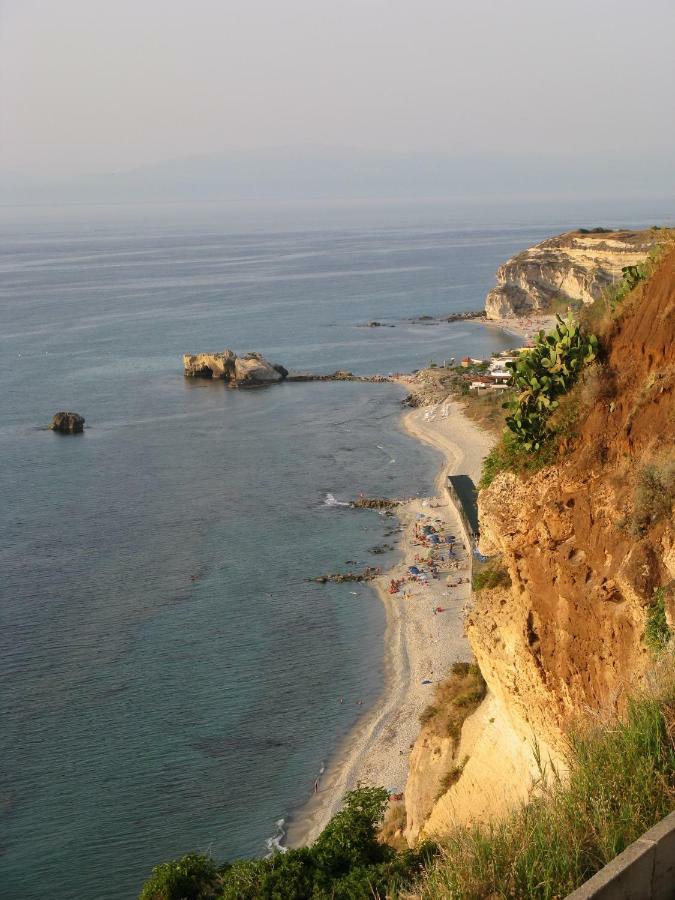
[[503, 314, 598, 452], [138, 786, 436, 900], [480, 316, 598, 487]]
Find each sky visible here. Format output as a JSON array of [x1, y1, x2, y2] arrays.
[[1, 0, 674, 196]]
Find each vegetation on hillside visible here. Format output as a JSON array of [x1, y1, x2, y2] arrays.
[[138, 786, 436, 900], [415, 656, 675, 899], [471, 558, 512, 592], [418, 662, 486, 742], [645, 586, 673, 655], [502, 315, 598, 451], [481, 235, 675, 488], [140, 661, 675, 900]]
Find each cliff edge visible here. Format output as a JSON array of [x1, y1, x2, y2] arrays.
[[408, 244, 674, 842], [485, 229, 660, 319]]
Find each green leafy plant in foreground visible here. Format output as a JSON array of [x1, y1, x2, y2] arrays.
[[139, 786, 437, 900], [503, 315, 598, 451]]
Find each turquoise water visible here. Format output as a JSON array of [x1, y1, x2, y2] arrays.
[[0, 204, 653, 899]]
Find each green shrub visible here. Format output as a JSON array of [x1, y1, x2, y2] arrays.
[[503, 315, 598, 451], [139, 853, 220, 900], [139, 788, 436, 900], [645, 588, 672, 654]]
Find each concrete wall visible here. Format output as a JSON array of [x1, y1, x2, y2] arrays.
[[565, 810, 675, 899]]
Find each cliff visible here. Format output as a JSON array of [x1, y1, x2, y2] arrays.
[[406, 245, 675, 842], [485, 229, 660, 319]]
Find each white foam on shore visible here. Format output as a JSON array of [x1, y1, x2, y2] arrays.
[[323, 492, 350, 507], [265, 818, 288, 856]]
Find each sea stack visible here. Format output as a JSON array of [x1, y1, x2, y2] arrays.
[[50, 412, 85, 433], [182, 349, 287, 387]]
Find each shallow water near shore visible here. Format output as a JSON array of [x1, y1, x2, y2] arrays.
[[0, 203, 648, 899]]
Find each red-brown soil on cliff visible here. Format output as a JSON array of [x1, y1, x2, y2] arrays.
[[471, 249, 675, 744]]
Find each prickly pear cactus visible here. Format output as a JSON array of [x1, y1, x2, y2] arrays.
[[504, 315, 598, 450]]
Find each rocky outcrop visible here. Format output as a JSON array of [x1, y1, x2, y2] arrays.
[[286, 371, 391, 383], [485, 230, 660, 318], [183, 350, 286, 387], [233, 354, 284, 386], [350, 497, 400, 510], [50, 411, 85, 433]]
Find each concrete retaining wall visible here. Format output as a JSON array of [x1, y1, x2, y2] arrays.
[[565, 809, 675, 899]]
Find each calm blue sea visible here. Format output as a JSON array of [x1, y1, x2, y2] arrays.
[[0, 201, 662, 899]]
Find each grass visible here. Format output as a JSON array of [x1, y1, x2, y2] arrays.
[[630, 462, 675, 536], [418, 663, 487, 742], [380, 800, 409, 852], [460, 387, 513, 434], [645, 587, 673, 655], [414, 657, 675, 899], [472, 558, 512, 593], [479, 429, 557, 489], [435, 757, 469, 801]]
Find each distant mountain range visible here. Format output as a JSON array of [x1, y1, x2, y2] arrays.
[[1, 151, 674, 206]]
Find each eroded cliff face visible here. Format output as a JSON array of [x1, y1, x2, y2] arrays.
[[474, 248, 674, 737], [485, 230, 659, 319], [408, 247, 674, 842]]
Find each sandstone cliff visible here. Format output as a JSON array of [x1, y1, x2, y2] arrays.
[[485, 229, 660, 319], [406, 245, 674, 843]]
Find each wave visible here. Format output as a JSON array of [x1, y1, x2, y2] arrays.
[[323, 492, 350, 508], [265, 818, 287, 856]]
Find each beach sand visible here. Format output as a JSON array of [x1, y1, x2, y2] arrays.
[[482, 312, 557, 345], [286, 397, 494, 847]]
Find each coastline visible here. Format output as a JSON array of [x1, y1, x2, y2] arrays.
[[286, 392, 494, 848], [481, 312, 557, 344]]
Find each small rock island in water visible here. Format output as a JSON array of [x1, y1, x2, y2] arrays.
[[182, 349, 288, 387], [50, 411, 85, 433]]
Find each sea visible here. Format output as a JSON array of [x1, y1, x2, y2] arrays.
[[0, 199, 667, 899]]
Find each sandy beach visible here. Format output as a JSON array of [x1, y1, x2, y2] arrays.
[[481, 312, 557, 345], [286, 394, 494, 847]]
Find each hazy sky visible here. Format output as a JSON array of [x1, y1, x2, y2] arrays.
[[1, 0, 674, 179]]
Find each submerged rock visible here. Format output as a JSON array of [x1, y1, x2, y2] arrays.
[[50, 411, 85, 434], [311, 566, 382, 584]]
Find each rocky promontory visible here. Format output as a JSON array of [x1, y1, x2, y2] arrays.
[[485, 229, 661, 318], [183, 350, 287, 387]]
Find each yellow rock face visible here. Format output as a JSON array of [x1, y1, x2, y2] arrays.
[[485, 230, 660, 318]]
